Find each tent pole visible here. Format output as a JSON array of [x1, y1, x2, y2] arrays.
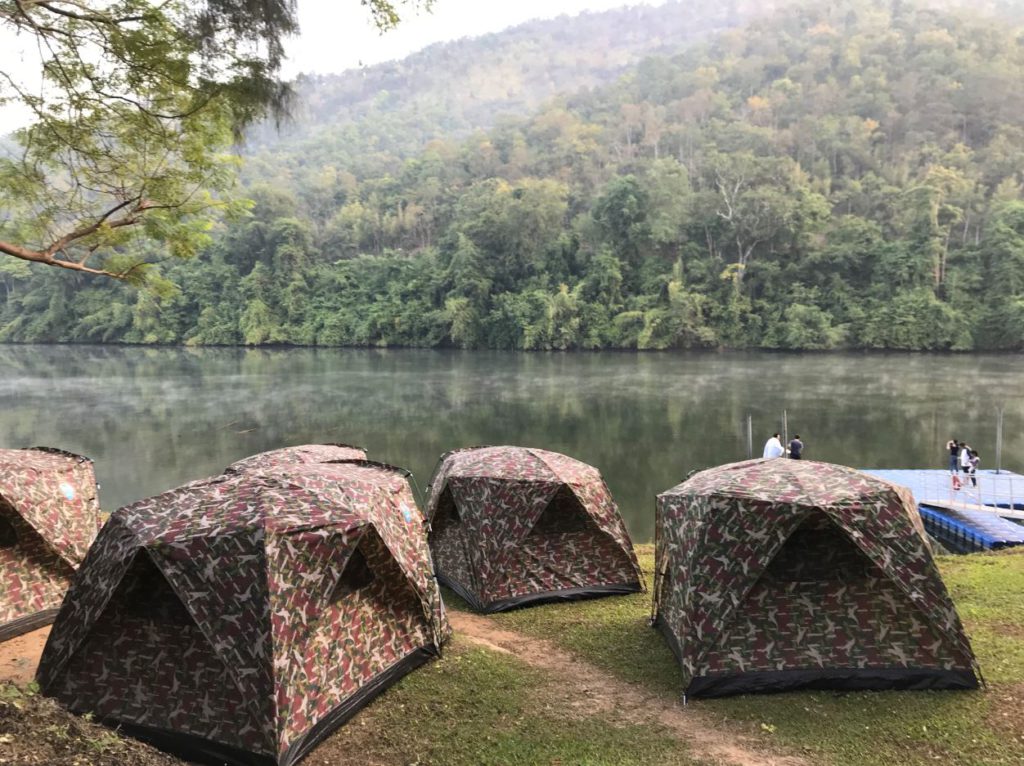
[[746, 414, 753, 460], [782, 409, 788, 451], [995, 406, 1004, 474]]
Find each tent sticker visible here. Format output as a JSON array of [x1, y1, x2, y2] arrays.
[[59, 482, 76, 501], [400, 503, 414, 523]]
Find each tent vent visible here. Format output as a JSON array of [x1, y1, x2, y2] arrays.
[[530, 486, 591, 536], [0, 516, 16, 549], [121, 555, 193, 625], [333, 548, 375, 601], [766, 514, 872, 583], [432, 486, 461, 528]]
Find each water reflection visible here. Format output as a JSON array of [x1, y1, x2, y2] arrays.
[[1, 346, 1021, 541]]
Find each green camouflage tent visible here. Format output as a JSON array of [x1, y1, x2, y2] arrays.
[[427, 446, 644, 612], [0, 447, 101, 641], [652, 458, 980, 698], [37, 460, 448, 766]]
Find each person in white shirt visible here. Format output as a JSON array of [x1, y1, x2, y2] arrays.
[[763, 433, 785, 459], [959, 442, 972, 473]]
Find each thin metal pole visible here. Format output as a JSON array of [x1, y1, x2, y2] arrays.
[[746, 414, 753, 460], [995, 406, 1003, 474], [782, 409, 788, 451]]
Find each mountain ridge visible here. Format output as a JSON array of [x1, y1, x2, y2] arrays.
[[242, 1, 777, 163]]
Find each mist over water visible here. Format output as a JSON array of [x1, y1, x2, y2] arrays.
[[1, 345, 1021, 541]]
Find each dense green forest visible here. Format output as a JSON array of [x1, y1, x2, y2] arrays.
[[4, 0, 1024, 350]]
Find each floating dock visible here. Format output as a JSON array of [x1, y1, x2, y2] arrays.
[[863, 469, 1024, 554]]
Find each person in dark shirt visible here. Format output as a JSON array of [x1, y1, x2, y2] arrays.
[[788, 434, 803, 459], [968, 450, 980, 487], [946, 438, 959, 474]]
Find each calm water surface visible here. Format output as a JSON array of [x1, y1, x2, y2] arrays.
[[1, 346, 1021, 541]]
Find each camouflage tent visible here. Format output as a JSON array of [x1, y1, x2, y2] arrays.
[[427, 446, 644, 612], [652, 458, 980, 698], [37, 461, 449, 766], [1, 447, 101, 641], [226, 443, 367, 474]]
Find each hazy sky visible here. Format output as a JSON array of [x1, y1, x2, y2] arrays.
[[284, 0, 667, 76]]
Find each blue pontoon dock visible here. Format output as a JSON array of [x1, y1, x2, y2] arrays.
[[863, 469, 1024, 554]]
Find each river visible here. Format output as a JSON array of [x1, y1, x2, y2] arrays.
[[1, 345, 1021, 541]]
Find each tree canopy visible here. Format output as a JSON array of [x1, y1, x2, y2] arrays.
[[4, 0, 1024, 350], [0, 0, 428, 286]]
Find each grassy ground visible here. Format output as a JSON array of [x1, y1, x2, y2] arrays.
[[0, 646, 699, 766], [3, 546, 1021, 766], [309, 642, 699, 766], [1, 653, 699, 766], [494, 545, 1024, 766]]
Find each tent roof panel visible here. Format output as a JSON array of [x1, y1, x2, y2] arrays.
[[661, 458, 906, 509], [438, 446, 603, 485], [226, 444, 367, 475], [115, 473, 372, 543]]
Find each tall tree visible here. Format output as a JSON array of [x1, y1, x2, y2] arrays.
[[0, 0, 429, 284]]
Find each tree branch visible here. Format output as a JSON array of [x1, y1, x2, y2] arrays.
[[0, 238, 136, 278], [31, 0, 146, 26], [43, 196, 142, 257]]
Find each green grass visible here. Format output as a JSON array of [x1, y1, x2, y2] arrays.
[[487, 545, 1024, 766], [11, 547, 1020, 766], [309, 641, 699, 766], [490, 578, 681, 697]]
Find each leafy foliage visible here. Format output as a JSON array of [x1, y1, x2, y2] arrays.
[[0, 0, 426, 284], [5, 0, 1024, 349]]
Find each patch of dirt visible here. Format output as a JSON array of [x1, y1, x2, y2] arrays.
[[985, 682, 1024, 747], [0, 628, 49, 685], [448, 611, 808, 766], [990, 622, 1024, 640], [0, 683, 183, 766], [1, 633, 187, 765]]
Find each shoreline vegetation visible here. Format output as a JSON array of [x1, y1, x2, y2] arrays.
[[2, 546, 1022, 765], [3, 340, 1024, 354], [4, 0, 1024, 352]]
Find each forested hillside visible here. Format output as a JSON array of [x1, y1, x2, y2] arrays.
[[4, 0, 1024, 350], [244, 1, 765, 154]]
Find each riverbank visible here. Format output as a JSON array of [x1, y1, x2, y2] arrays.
[[2, 546, 1021, 765]]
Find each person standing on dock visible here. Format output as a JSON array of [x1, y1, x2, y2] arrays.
[[763, 433, 785, 459], [960, 442, 972, 474], [969, 450, 980, 487], [788, 434, 803, 459], [946, 438, 959, 474]]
